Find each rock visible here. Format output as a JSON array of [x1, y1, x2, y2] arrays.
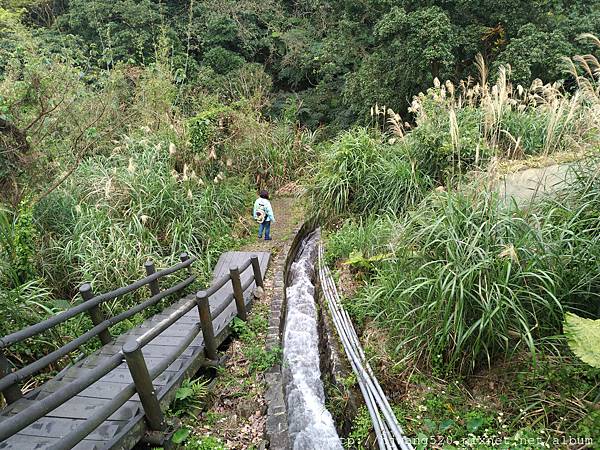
[[237, 400, 260, 418], [253, 286, 265, 299]]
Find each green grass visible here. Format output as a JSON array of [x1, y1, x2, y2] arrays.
[[390, 353, 599, 449], [231, 311, 282, 373], [324, 216, 395, 267], [0, 136, 253, 367], [307, 127, 429, 221], [328, 161, 600, 376], [36, 139, 251, 300]]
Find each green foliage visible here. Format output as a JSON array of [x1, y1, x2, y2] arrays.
[[13, 199, 37, 284], [393, 355, 599, 448], [7, 0, 598, 129], [179, 432, 226, 450], [347, 406, 372, 450], [564, 313, 600, 369], [57, 0, 163, 66], [36, 139, 250, 306], [188, 107, 229, 156], [324, 217, 394, 267], [172, 427, 190, 444], [231, 316, 282, 373], [202, 47, 245, 74], [493, 24, 575, 84], [339, 164, 600, 375], [344, 6, 457, 118], [172, 378, 209, 418], [404, 97, 491, 182], [308, 128, 427, 220], [342, 251, 391, 275], [222, 110, 319, 189], [0, 280, 72, 361]]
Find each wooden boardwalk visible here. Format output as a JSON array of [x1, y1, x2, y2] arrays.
[[0, 251, 269, 450]]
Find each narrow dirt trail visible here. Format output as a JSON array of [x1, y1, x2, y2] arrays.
[[192, 196, 303, 449], [242, 196, 303, 253]]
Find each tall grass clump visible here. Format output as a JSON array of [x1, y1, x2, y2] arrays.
[[0, 207, 78, 362], [36, 137, 250, 308], [373, 49, 600, 187], [184, 77, 319, 191], [307, 127, 428, 220], [324, 216, 396, 266], [224, 109, 320, 189], [350, 163, 600, 375]]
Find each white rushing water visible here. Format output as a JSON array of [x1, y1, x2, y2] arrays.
[[283, 230, 343, 450]]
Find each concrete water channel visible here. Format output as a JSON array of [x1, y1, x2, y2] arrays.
[[283, 230, 343, 449]]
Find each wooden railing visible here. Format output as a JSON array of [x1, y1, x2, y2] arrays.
[[119, 255, 264, 435], [0, 252, 264, 449]]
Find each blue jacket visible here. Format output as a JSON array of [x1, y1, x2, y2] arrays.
[[253, 198, 275, 222]]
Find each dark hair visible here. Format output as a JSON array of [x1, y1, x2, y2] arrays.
[[259, 190, 269, 199]]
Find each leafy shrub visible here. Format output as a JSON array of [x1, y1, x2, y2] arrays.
[[0, 280, 72, 361], [188, 106, 230, 156], [564, 313, 600, 368], [231, 316, 281, 373], [172, 378, 209, 418], [223, 106, 319, 189], [203, 47, 245, 74], [405, 96, 491, 182], [12, 199, 38, 284], [324, 216, 395, 266]]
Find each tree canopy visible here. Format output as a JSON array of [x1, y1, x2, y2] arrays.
[[2, 0, 600, 127]]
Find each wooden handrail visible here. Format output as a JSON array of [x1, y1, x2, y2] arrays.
[[0, 254, 196, 350], [0, 253, 196, 404], [0, 251, 265, 447]]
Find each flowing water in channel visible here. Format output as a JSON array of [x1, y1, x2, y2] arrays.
[[283, 230, 343, 450]]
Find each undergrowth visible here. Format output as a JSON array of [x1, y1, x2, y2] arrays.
[[308, 54, 600, 221], [342, 163, 600, 376]]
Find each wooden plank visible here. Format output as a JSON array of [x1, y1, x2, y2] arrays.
[[116, 325, 195, 338], [0, 434, 59, 449], [139, 344, 199, 359], [136, 314, 199, 325], [213, 304, 238, 335], [53, 367, 174, 390], [77, 355, 185, 376], [47, 397, 139, 421], [38, 380, 137, 402], [2, 434, 105, 450], [0, 433, 106, 450], [0, 398, 37, 418], [16, 417, 123, 441], [211, 252, 232, 280]]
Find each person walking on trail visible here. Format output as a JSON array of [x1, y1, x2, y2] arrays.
[[254, 190, 275, 240]]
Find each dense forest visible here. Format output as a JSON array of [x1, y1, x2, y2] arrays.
[[2, 0, 600, 128], [1, 0, 600, 449]]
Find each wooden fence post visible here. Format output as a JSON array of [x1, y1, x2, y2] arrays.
[[144, 261, 160, 296], [80, 284, 112, 345], [123, 340, 165, 431], [180, 252, 191, 275], [0, 353, 21, 404], [251, 256, 264, 288], [229, 266, 247, 321], [196, 291, 217, 360]]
